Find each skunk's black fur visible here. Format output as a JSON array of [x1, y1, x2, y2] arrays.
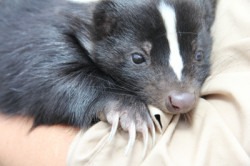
[[0, 0, 215, 128]]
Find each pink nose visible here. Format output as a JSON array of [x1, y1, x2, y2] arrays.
[[167, 91, 196, 113]]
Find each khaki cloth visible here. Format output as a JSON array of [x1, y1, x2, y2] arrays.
[[67, 0, 250, 165]]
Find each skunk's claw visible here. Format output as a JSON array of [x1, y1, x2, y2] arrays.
[[149, 120, 156, 145], [141, 123, 149, 158], [103, 103, 155, 156], [107, 112, 120, 142], [124, 122, 136, 155]]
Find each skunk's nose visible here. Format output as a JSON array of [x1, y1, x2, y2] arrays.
[[166, 91, 195, 113]]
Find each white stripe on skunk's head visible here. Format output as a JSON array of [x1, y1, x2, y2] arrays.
[[158, 1, 183, 81], [90, 0, 213, 114]]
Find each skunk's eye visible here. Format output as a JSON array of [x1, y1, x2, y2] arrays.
[[131, 53, 146, 64], [195, 51, 204, 62]]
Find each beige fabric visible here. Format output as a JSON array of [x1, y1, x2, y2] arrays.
[[67, 0, 250, 165]]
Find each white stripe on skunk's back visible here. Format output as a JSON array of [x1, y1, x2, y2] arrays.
[[158, 1, 184, 81]]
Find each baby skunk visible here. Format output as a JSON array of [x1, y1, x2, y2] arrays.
[[0, 0, 215, 150]]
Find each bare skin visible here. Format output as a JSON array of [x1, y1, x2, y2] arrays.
[[0, 113, 78, 166]]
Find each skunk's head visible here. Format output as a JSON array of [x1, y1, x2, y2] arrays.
[[90, 0, 212, 114]]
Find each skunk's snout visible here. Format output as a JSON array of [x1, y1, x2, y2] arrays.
[[166, 91, 196, 113]]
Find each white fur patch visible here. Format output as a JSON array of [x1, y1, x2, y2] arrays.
[[158, 1, 184, 81], [66, 0, 99, 3]]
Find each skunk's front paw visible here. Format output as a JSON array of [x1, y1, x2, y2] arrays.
[[99, 98, 155, 156]]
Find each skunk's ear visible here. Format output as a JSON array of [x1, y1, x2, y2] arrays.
[[93, 1, 117, 40]]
